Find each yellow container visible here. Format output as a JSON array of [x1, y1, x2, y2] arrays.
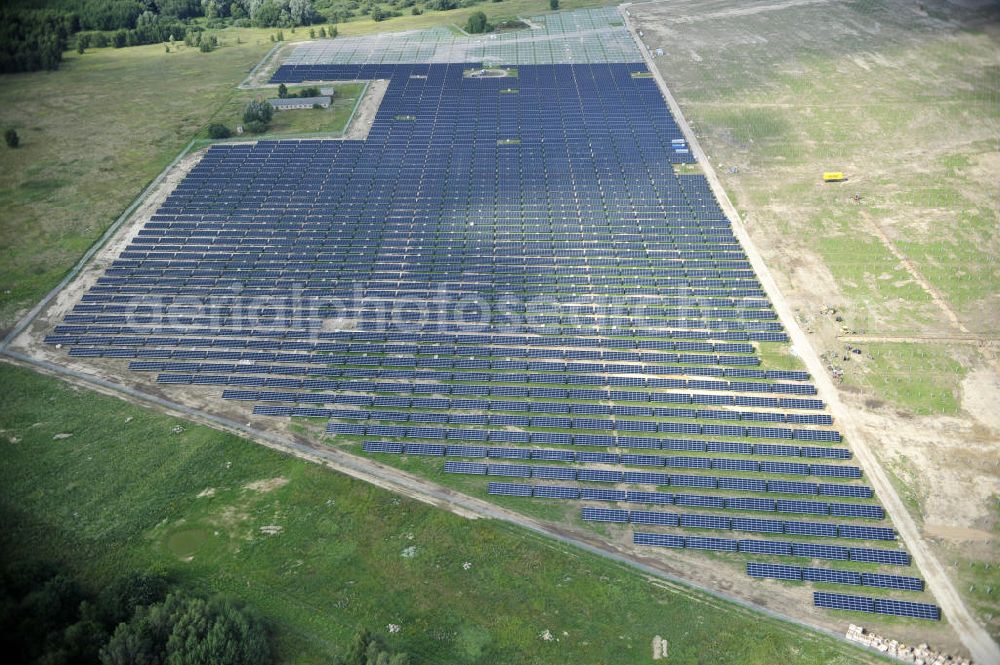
[[823, 171, 846, 182]]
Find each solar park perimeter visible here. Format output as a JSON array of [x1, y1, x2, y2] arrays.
[[11, 6, 956, 650]]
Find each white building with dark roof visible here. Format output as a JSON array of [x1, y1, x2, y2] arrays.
[[267, 96, 331, 110]]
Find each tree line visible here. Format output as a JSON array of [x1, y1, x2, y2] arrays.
[[0, 9, 75, 74], [0, 558, 415, 664], [0, 561, 273, 664], [0, 0, 326, 74]]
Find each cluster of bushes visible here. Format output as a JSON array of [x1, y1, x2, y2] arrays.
[[308, 25, 338, 37], [277, 83, 325, 98], [0, 562, 273, 665], [465, 10, 491, 33], [334, 628, 411, 665], [312, 0, 501, 24], [243, 99, 275, 134]]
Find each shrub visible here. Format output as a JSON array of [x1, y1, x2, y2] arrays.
[[5, 128, 19, 148], [207, 123, 231, 139], [243, 120, 269, 134], [243, 99, 274, 125], [465, 10, 490, 34]]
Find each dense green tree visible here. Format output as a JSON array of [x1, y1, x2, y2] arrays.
[[243, 120, 269, 134], [277, 83, 288, 97], [156, 0, 202, 18], [549, 0, 558, 9], [465, 10, 489, 33], [62, 614, 110, 664], [0, 10, 74, 73], [208, 123, 231, 138], [251, 0, 283, 27], [334, 627, 408, 665], [101, 593, 271, 665], [244, 100, 274, 127], [98, 572, 170, 627], [164, 596, 271, 665]]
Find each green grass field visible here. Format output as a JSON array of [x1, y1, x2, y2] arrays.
[[0, 363, 886, 664]]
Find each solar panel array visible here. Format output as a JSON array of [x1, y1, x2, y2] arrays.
[[281, 8, 640, 67], [814, 593, 940, 621], [40, 7, 936, 622]]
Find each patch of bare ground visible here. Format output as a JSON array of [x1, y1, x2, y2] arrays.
[[243, 476, 290, 493], [344, 79, 389, 140]]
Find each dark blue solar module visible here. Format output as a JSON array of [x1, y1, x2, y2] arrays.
[[581, 488, 627, 502], [533, 485, 581, 499], [488, 464, 532, 478], [802, 567, 862, 586], [814, 593, 939, 620], [738, 539, 793, 556], [873, 599, 940, 621], [363, 441, 404, 454], [684, 536, 738, 552], [581, 507, 629, 523], [862, 573, 924, 591], [814, 592, 876, 613], [634, 532, 685, 548], [488, 482, 533, 497], [732, 517, 784, 534], [838, 524, 895, 541], [849, 548, 910, 566], [747, 562, 801, 581], [792, 543, 850, 561], [444, 461, 488, 475], [629, 510, 679, 526], [626, 491, 674, 506]]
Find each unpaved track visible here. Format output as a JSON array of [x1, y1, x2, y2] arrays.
[[619, 5, 1000, 663]]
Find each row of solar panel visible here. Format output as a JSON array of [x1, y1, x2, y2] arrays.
[[466, 477, 883, 518], [53, 319, 795, 349], [442, 457, 865, 492], [64, 344, 818, 390], [581, 507, 893, 540], [813, 593, 939, 620], [628, 531, 908, 564], [329, 418, 839, 443], [230, 390, 830, 424], [232, 402, 835, 437], [747, 563, 923, 590], [128, 371, 828, 410], [357, 434, 855, 477]]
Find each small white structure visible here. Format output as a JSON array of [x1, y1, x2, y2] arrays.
[[268, 96, 331, 111]]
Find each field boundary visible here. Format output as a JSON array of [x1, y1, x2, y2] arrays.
[[618, 4, 1000, 663]]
